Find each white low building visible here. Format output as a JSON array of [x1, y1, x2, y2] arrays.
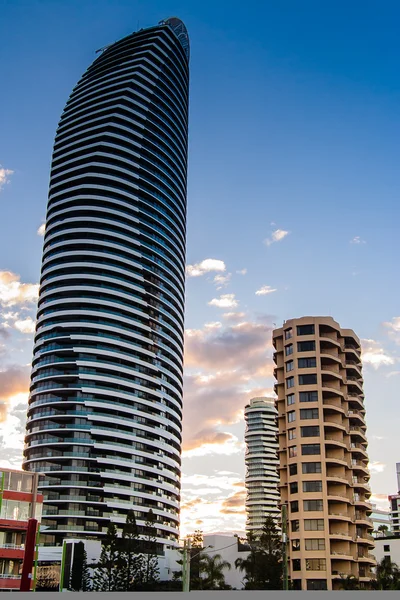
[[373, 536, 400, 567]]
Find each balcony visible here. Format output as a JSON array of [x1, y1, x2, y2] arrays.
[[323, 399, 345, 413], [329, 530, 352, 541], [324, 418, 346, 432], [347, 408, 365, 419], [0, 574, 23, 590], [328, 511, 351, 521], [327, 491, 351, 503], [349, 426, 367, 441], [350, 442, 368, 456], [319, 331, 341, 345], [344, 344, 361, 355], [327, 473, 351, 486]]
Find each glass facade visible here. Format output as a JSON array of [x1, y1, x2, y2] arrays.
[[23, 19, 189, 549]]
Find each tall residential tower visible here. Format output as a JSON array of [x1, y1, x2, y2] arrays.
[[244, 397, 280, 536], [273, 317, 375, 590], [23, 18, 189, 551]]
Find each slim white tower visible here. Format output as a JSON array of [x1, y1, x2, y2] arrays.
[[245, 397, 280, 535]]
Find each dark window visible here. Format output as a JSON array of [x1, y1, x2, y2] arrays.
[[286, 360, 294, 372], [288, 428, 296, 440], [297, 324, 315, 336], [289, 464, 298, 476], [288, 411, 296, 423], [300, 408, 319, 420], [292, 559, 301, 571], [298, 341, 316, 352], [291, 539, 300, 551], [287, 393, 295, 406], [290, 482, 298, 494], [306, 558, 326, 571], [302, 462, 322, 474], [286, 377, 294, 389], [285, 329, 293, 340], [298, 357, 316, 368], [289, 446, 297, 458], [301, 426, 320, 437], [299, 374, 317, 385], [303, 481, 323, 492], [304, 500, 323, 511], [307, 579, 327, 590], [302, 444, 320, 456], [285, 344, 293, 356], [292, 579, 302, 590], [305, 538, 325, 551], [291, 501, 299, 513], [300, 391, 318, 403], [304, 519, 324, 531], [291, 519, 300, 532], [384, 544, 390, 552]]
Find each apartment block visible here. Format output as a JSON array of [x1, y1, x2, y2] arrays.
[[273, 316, 375, 590], [0, 468, 43, 590]]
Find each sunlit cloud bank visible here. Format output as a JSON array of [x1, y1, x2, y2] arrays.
[[361, 338, 395, 368], [0, 391, 28, 469], [0, 271, 39, 307], [180, 472, 247, 537]]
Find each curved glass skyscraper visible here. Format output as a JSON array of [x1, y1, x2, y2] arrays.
[[23, 18, 189, 549], [245, 397, 280, 535]]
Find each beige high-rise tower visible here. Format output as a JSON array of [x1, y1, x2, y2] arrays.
[[273, 317, 375, 591]]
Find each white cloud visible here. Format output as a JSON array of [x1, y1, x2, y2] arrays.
[[361, 338, 395, 369], [384, 317, 400, 344], [213, 273, 231, 289], [186, 259, 226, 278], [369, 461, 386, 473], [264, 229, 289, 247], [255, 285, 277, 296], [0, 271, 39, 307], [350, 236, 366, 245], [204, 322, 222, 330], [37, 223, 46, 236], [14, 317, 36, 334], [208, 294, 238, 309], [0, 166, 14, 191], [222, 312, 247, 322], [236, 269, 247, 276]]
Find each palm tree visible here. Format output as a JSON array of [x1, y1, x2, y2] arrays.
[[377, 524, 389, 537], [373, 557, 400, 590], [339, 575, 359, 590], [200, 553, 231, 589]]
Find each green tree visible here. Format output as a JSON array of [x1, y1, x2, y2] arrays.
[[69, 541, 85, 591], [118, 510, 145, 591], [377, 524, 389, 537], [141, 509, 160, 588], [235, 516, 282, 590], [69, 542, 91, 591], [172, 532, 205, 590], [372, 557, 400, 590], [200, 553, 231, 589], [81, 549, 92, 592], [339, 574, 359, 590], [93, 523, 121, 591]]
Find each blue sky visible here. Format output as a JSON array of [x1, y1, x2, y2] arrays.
[[1, 0, 400, 534]]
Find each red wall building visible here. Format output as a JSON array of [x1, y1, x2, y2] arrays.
[[0, 468, 43, 590]]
